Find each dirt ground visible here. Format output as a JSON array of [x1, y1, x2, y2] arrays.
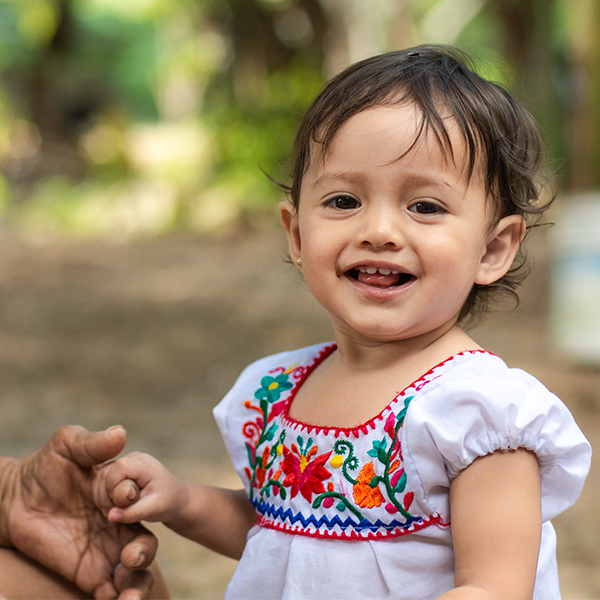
[[0, 222, 598, 599]]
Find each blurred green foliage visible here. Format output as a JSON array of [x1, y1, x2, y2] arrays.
[[0, 0, 596, 238]]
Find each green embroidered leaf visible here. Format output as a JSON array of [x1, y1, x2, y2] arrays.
[[297, 435, 304, 448], [279, 488, 287, 500], [395, 471, 407, 493], [397, 396, 414, 424], [245, 443, 254, 467], [369, 438, 387, 461], [369, 476, 380, 488], [260, 398, 268, 417], [264, 422, 278, 441]]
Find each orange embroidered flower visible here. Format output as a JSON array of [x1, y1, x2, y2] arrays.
[[255, 465, 267, 489], [352, 461, 385, 508]]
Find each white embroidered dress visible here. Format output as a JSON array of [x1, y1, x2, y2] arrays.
[[214, 343, 591, 600]]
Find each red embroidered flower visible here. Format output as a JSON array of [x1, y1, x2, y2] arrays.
[[384, 412, 396, 438], [281, 445, 332, 502], [383, 412, 401, 459]]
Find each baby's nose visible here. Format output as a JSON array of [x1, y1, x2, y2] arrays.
[[359, 205, 404, 248]]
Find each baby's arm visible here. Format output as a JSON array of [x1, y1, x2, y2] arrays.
[[98, 452, 256, 560], [438, 448, 541, 600]]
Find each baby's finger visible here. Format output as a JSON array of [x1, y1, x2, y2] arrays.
[[108, 496, 158, 525], [104, 453, 155, 493], [107, 506, 144, 525], [91, 462, 118, 514], [112, 479, 140, 508]]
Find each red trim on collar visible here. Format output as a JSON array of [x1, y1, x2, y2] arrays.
[[280, 346, 495, 436]]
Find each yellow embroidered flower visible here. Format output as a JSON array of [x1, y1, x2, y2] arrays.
[[330, 455, 343, 469]]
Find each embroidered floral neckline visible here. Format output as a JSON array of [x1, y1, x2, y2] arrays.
[[238, 344, 494, 540], [281, 344, 493, 435]]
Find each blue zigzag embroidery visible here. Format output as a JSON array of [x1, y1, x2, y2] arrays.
[[253, 499, 423, 533]]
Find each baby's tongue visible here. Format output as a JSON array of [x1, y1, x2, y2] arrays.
[[357, 270, 400, 288]]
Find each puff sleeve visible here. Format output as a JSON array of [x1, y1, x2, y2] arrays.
[[402, 353, 591, 523]]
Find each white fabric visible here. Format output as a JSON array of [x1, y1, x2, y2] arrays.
[[214, 343, 591, 599]]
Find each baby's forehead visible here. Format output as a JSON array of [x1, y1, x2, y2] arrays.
[[311, 104, 482, 180]]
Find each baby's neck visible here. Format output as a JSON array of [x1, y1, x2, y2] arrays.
[[288, 326, 484, 428], [336, 325, 480, 369]]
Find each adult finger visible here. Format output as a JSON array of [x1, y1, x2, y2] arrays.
[[112, 479, 141, 508], [50, 425, 128, 469], [119, 524, 158, 571], [114, 566, 154, 600]]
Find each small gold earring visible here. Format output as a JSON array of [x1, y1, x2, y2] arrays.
[[296, 257, 302, 267]]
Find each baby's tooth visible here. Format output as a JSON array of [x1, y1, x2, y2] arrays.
[[356, 266, 402, 275]]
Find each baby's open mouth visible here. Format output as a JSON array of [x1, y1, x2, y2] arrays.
[[348, 266, 416, 289]]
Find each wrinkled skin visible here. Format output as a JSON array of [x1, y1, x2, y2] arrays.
[[0, 425, 158, 600]]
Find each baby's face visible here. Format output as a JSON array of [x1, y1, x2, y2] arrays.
[[281, 104, 514, 345]]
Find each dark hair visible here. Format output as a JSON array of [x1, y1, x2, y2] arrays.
[[286, 44, 554, 323]]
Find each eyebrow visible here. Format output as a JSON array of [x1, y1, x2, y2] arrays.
[[401, 172, 462, 194], [309, 171, 364, 190], [310, 170, 462, 195]]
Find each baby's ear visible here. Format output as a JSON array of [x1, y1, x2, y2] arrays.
[[475, 215, 525, 285], [279, 200, 302, 262]]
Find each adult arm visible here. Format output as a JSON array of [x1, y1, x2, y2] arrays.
[[436, 449, 542, 600], [0, 548, 170, 599], [0, 426, 162, 600]]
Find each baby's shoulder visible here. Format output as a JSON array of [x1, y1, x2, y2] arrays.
[[214, 342, 334, 416], [403, 351, 591, 519], [233, 342, 335, 383], [415, 350, 554, 404], [407, 351, 572, 449]]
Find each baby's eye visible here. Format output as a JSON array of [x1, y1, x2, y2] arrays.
[[325, 195, 360, 210], [408, 200, 445, 215]]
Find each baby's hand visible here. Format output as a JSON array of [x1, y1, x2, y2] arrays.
[[95, 452, 186, 526]]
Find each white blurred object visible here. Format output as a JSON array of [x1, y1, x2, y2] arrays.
[[549, 192, 600, 363]]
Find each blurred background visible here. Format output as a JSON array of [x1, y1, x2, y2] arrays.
[[0, 0, 599, 597]]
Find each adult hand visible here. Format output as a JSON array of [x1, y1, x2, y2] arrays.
[[0, 425, 158, 599]]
